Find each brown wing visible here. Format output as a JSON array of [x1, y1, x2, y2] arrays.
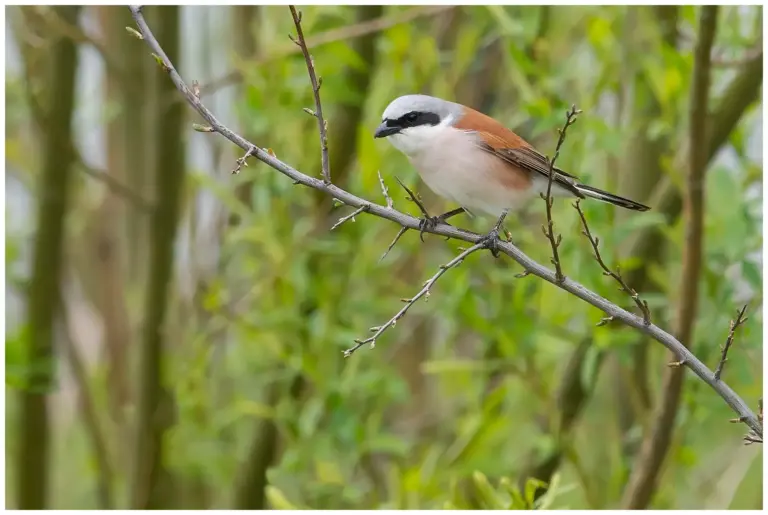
[[455, 107, 583, 197]]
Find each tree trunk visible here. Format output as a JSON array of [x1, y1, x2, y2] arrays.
[[16, 5, 81, 509], [622, 7, 719, 508], [130, 6, 185, 509]]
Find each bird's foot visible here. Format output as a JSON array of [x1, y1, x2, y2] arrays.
[[479, 209, 510, 258], [418, 214, 448, 242], [417, 207, 465, 242]]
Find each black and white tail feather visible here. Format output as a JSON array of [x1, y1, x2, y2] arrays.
[[574, 184, 650, 212]]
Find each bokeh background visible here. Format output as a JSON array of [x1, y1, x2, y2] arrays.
[[4, 4, 763, 510]]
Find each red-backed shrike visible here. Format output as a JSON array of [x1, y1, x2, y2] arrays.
[[375, 94, 649, 250]]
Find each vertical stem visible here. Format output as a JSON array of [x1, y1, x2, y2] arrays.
[[621, 6, 719, 509], [16, 5, 81, 509], [130, 5, 185, 509]]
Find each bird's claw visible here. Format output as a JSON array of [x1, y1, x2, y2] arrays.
[[418, 215, 451, 242]]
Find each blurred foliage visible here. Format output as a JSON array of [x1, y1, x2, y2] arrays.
[[5, 4, 763, 509]]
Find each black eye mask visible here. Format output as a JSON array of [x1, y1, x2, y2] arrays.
[[374, 111, 441, 138]]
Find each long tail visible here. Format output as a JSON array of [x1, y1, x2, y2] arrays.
[[575, 184, 650, 212]]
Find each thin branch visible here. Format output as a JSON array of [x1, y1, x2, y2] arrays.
[[395, 176, 430, 218], [289, 6, 330, 184], [127, 5, 761, 437], [378, 171, 394, 209], [375, 172, 408, 262], [344, 243, 486, 357], [573, 200, 651, 324], [713, 304, 748, 381], [541, 105, 581, 283], [330, 205, 368, 231], [77, 159, 154, 213], [231, 145, 256, 175], [379, 226, 409, 263]]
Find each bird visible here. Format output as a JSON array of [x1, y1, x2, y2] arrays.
[[374, 94, 649, 253]]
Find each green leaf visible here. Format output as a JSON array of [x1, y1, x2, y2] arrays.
[[265, 486, 300, 509], [472, 471, 504, 509], [524, 477, 548, 505]]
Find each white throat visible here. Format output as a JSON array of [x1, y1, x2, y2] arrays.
[[387, 115, 455, 157]]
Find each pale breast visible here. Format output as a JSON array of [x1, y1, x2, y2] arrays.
[[408, 128, 537, 217]]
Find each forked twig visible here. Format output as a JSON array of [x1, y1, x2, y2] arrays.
[[289, 5, 331, 184], [541, 105, 581, 283], [713, 304, 748, 381], [573, 200, 652, 325], [232, 145, 255, 175], [344, 243, 486, 357]]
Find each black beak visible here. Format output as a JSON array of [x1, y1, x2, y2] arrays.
[[374, 121, 400, 139]]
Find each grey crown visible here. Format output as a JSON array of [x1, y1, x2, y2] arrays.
[[381, 94, 465, 124]]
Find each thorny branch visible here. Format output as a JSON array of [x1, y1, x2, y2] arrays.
[[127, 5, 762, 438], [573, 200, 652, 324], [541, 105, 581, 283], [713, 304, 748, 381], [289, 6, 331, 184], [343, 243, 486, 357], [375, 171, 410, 262]]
